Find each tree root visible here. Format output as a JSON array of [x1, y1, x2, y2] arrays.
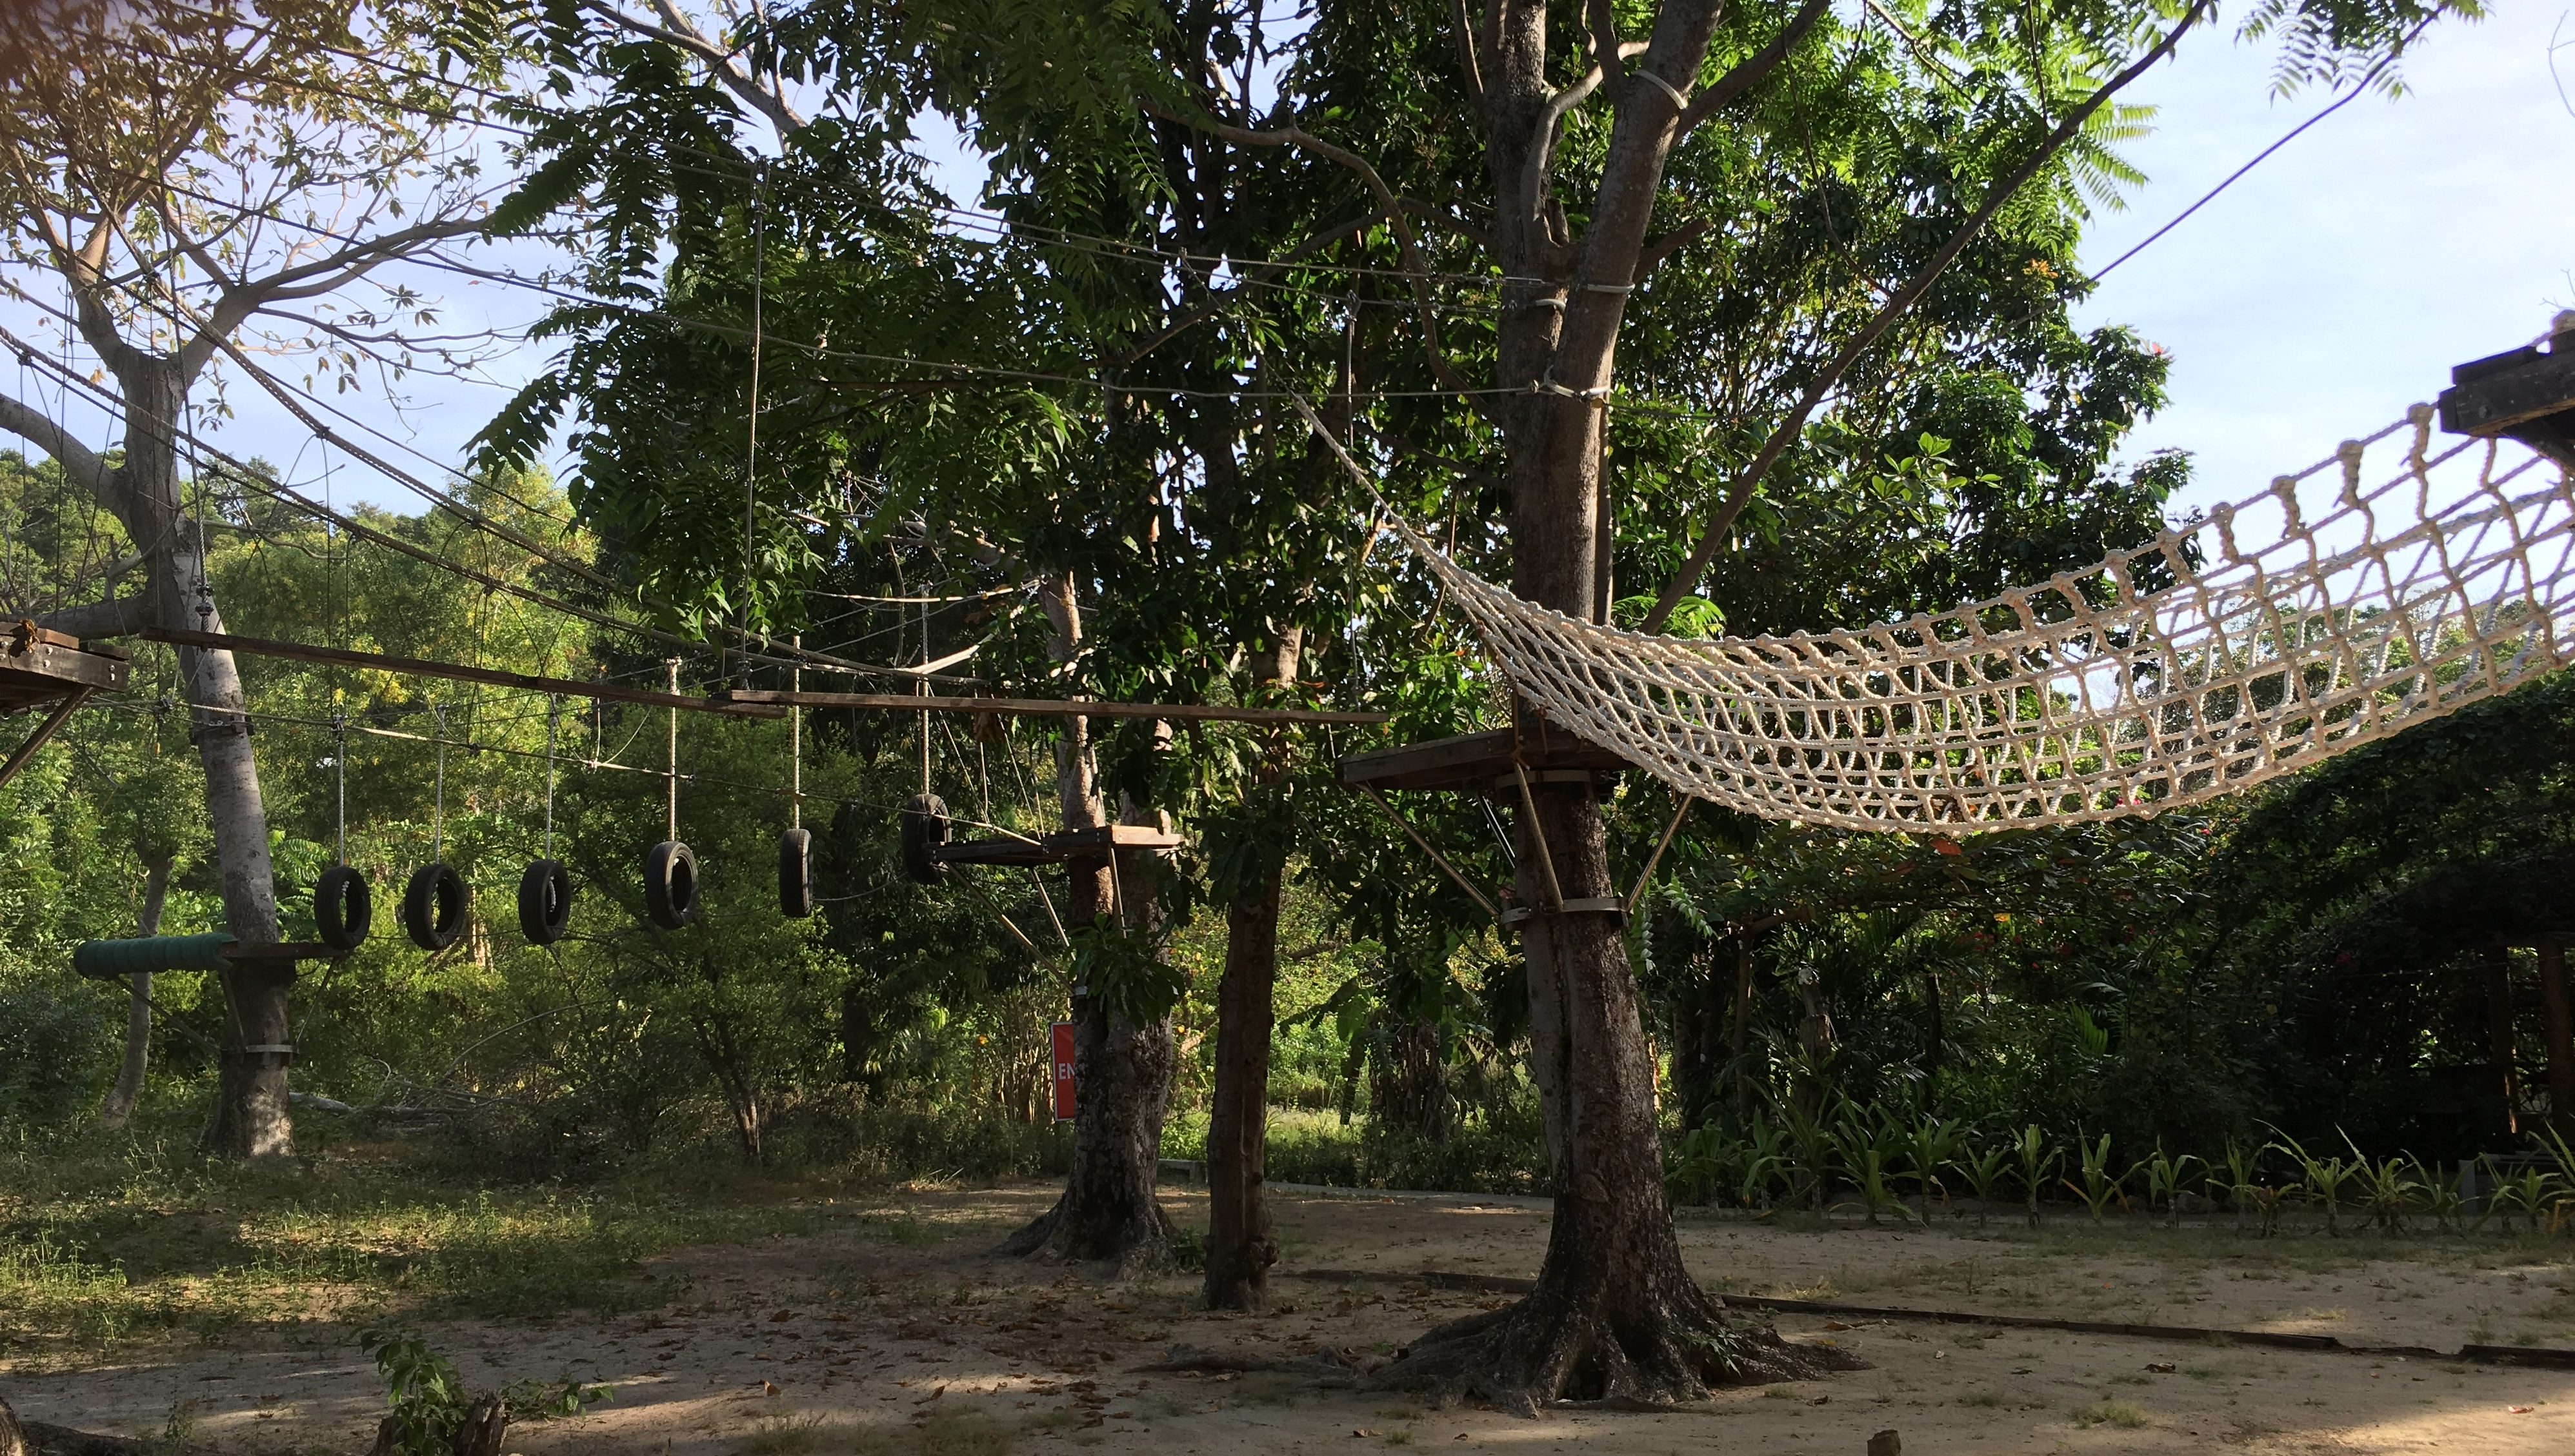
[[1130, 1344, 1371, 1382], [1368, 1293, 1866, 1417]]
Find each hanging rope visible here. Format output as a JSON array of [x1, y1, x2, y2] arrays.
[[544, 694, 560, 857], [431, 702, 446, 862], [738, 158, 768, 690], [665, 659, 680, 841], [1295, 397, 2575, 830]]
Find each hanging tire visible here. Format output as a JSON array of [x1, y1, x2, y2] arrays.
[[402, 863, 469, 952], [900, 792, 950, 884], [778, 828, 814, 919], [517, 859, 574, 945], [643, 840, 699, 930], [315, 865, 372, 953]]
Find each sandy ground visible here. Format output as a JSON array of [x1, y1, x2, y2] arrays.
[[11, 1182, 2575, 1455]]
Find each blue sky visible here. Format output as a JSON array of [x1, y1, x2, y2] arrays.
[[11, 6, 2564, 542], [2072, 4, 2573, 515]]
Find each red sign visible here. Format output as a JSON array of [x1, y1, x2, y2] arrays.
[[1049, 1020, 1077, 1122]]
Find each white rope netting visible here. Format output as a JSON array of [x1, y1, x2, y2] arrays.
[[1391, 406, 2575, 830]]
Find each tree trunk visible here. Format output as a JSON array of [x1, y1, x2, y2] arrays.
[[95, 852, 174, 1132], [2489, 944, 2520, 1138], [1390, 770, 1834, 1409], [840, 982, 883, 1094], [96, 353, 288, 1159], [1730, 932, 1759, 1125], [2539, 937, 2574, 1142], [1203, 855, 1283, 1307], [998, 573, 1176, 1269], [1371, 1015, 1458, 1139]]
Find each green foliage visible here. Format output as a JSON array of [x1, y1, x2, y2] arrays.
[[363, 1328, 474, 1456]]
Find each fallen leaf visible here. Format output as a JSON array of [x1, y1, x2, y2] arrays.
[[1823, 1321, 1854, 1332], [770, 1310, 796, 1322], [1353, 1429, 1379, 1438], [2510, 1406, 2535, 1414], [761, 1381, 780, 1397], [2146, 1363, 2176, 1374], [1807, 1396, 1830, 1406]]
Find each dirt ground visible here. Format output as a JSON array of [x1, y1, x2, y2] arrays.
[[11, 1181, 2575, 1455]]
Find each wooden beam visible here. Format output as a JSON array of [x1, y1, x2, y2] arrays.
[[145, 628, 788, 719], [1338, 724, 1630, 793], [721, 688, 1387, 726], [0, 687, 92, 791]]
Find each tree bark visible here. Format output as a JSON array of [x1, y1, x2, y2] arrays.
[[84, 352, 289, 1159], [1374, 0, 1860, 1403], [1203, 833, 1284, 1308], [1730, 931, 1759, 1125], [95, 852, 173, 1132], [998, 573, 1177, 1269], [2539, 937, 2574, 1142], [2488, 944, 2520, 1138]]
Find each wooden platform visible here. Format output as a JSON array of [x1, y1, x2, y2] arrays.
[[1, 623, 128, 713], [2440, 330, 2575, 467], [930, 822, 1186, 868], [1336, 721, 1630, 793]]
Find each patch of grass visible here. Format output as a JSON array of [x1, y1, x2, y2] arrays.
[[736, 1413, 831, 1455], [2183, 1365, 2225, 1381], [2071, 1400, 2149, 1429], [1382, 1428, 1415, 1446], [0, 1135, 823, 1355], [1957, 1390, 2008, 1408], [917, 1411, 1016, 1456]]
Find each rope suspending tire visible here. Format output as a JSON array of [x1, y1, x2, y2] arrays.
[[518, 859, 574, 945], [778, 828, 814, 918], [643, 840, 700, 930], [402, 863, 469, 951], [314, 865, 371, 953], [900, 793, 950, 884]]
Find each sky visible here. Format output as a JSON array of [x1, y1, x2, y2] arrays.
[[2070, 4, 2575, 515], [5, 5, 2568, 532]]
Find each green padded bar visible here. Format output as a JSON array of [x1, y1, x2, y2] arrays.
[[73, 933, 236, 980]]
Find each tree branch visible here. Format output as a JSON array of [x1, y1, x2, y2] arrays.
[[1641, 0, 2217, 633], [1674, 0, 1834, 140], [581, 0, 807, 134], [1140, 102, 1487, 409], [1451, 0, 1489, 125], [0, 382, 119, 502], [35, 593, 155, 639]]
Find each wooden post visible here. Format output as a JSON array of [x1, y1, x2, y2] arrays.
[[2489, 944, 2521, 1137], [2538, 935, 2575, 1141]]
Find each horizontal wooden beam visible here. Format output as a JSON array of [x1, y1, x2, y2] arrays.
[[720, 688, 1388, 726], [144, 628, 788, 719]]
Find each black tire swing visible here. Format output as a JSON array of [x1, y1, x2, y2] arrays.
[[403, 705, 470, 952], [645, 662, 700, 930], [314, 717, 372, 952], [518, 696, 575, 946], [777, 635, 816, 918]]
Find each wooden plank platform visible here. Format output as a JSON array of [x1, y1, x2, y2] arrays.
[[1337, 722, 1630, 793], [1, 624, 129, 713], [930, 822, 1187, 868], [2440, 331, 2575, 467]]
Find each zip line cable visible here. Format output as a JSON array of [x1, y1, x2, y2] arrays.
[[2087, 18, 2429, 283], [0, 329, 976, 684]]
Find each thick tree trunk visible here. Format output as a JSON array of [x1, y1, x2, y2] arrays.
[[92, 353, 287, 1159], [95, 852, 173, 1131], [1389, 772, 1836, 1410], [999, 573, 1177, 1269], [1203, 861, 1282, 1307], [1371, 1016, 1458, 1139]]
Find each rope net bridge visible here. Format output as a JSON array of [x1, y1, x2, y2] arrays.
[[1375, 406, 2574, 830]]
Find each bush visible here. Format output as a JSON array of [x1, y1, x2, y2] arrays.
[[0, 981, 111, 1135]]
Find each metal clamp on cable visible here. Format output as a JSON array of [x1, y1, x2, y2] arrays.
[[1533, 372, 1613, 404], [1500, 896, 1627, 927]]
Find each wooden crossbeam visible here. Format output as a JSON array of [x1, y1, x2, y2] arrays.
[[145, 628, 788, 718], [719, 688, 1388, 726]]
